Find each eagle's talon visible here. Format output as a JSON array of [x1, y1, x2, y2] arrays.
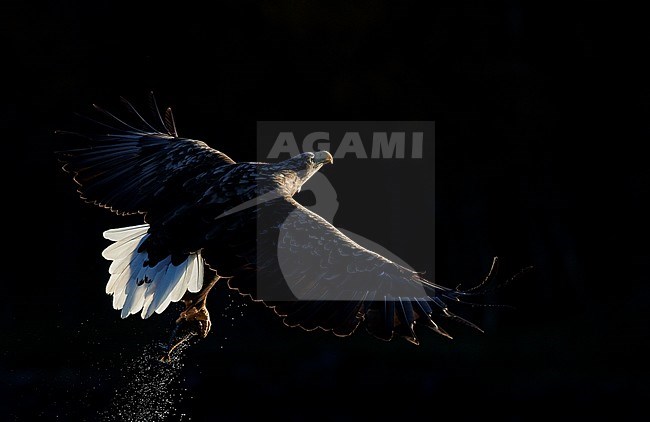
[[161, 301, 212, 362], [176, 302, 212, 338]]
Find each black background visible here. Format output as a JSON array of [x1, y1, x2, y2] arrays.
[[4, 1, 650, 420]]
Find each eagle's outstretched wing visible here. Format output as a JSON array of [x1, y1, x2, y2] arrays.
[[226, 197, 491, 344], [58, 98, 235, 216]]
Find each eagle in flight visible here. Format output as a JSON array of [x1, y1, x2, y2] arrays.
[[59, 96, 497, 351]]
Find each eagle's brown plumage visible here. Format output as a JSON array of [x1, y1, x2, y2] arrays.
[[59, 96, 494, 348]]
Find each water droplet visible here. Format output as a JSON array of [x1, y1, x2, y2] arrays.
[[101, 342, 190, 421]]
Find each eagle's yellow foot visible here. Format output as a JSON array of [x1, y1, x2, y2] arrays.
[[176, 300, 212, 339], [161, 275, 222, 362], [161, 303, 211, 362]]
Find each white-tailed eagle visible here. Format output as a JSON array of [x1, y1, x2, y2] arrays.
[[58, 97, 497, 352]]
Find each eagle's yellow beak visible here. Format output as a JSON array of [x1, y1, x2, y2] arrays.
[[314, 151, 334, 165]]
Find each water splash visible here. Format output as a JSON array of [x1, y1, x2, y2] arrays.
[[218, 290, 248, 348], [101, 342, 191, 422]]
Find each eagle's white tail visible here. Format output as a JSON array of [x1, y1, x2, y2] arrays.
[[102, 224, 204, 319]]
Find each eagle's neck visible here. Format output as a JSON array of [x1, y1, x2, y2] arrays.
[[254, 160, 322, 198], [270, 170, 306, 197]]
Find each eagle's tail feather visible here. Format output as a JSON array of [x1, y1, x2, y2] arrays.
[[102, 224, 204, 319]]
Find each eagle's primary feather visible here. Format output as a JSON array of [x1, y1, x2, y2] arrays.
[[59, 96, 494, 345]]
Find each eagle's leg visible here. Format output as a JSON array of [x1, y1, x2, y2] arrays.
[[162, 274, 221, 361], [176, 275, 221, 338]]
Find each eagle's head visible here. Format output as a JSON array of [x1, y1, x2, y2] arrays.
[[274, 151, 334, 196]]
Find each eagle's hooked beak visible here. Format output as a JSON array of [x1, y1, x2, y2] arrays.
[[314, 151, 334, 165]]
